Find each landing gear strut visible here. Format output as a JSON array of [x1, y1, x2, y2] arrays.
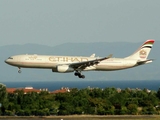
[[74, 71, 85, 79], [18, 67, 21, 73]]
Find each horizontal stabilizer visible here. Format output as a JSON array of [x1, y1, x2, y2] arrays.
[[137, 59, 153, 65]]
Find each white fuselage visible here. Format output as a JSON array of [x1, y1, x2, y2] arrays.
[[5, 54, 138, 71], [4, 40, 154, 78]]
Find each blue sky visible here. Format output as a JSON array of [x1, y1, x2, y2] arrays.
[[0, 0, 160, 46]]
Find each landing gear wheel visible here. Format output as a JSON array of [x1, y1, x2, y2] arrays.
[[78, 74, 85, 79], [74, 72, 80, 76], [74, 71, 85, 79], [81, 75, 85, 79], [18, 70, 21, 73]]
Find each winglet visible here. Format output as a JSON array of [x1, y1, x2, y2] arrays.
[[99, 54, 112, 61], [90, 53, 95, 58], [107, 54, 113, 58]]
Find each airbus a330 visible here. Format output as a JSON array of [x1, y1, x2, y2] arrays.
[[5, 39, 154, 78]]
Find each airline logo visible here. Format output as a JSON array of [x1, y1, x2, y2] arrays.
[[139, 50, 147, 59], [49, 57, 89, 62], [139, 39, 154, 59]]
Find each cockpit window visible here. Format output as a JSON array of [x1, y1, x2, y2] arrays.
[[8, 57, 13, 59]]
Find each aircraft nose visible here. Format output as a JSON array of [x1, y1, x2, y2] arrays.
[[5, 59, 9, 64], [5, 58, 12, 64]]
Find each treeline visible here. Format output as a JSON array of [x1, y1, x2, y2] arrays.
[[1, 84, 160, 116]]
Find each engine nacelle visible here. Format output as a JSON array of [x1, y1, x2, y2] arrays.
[[52, 65, 74, 73]]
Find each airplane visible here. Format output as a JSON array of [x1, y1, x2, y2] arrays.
[[5, 39, 154, 79]]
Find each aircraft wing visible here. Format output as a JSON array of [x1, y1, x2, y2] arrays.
[[69, 54, 112, 70]]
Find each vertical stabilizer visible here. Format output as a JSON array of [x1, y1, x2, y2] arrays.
[[125, 39, 155, 60]]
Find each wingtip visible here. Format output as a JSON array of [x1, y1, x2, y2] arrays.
[[108, 54, 113, 58], [105, 54, 112, 59]]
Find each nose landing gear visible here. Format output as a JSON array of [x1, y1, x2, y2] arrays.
[[18, 67, 21, 73]]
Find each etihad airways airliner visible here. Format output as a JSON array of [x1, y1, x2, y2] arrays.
[[5, 39, 154, 78]]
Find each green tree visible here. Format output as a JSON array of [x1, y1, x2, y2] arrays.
[[1, 86, 160, 116], [0, 83, 8, 115], [58, 102, 74, 115], [142, 106, 156, 115], [127, 104, 138, 115], [157, 88, 160, 99]]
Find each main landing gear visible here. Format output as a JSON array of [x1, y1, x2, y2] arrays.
[[74, 71, 85, 79]]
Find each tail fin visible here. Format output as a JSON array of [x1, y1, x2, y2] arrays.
[[125, 39, 155, 60]]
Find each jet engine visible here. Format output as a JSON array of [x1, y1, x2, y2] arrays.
[[52, 65, 74, 73]]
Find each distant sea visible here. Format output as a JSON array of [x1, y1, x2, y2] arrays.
[[1, 80, 160, 92]]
